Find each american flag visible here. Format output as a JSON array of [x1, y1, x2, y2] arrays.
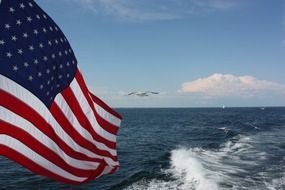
[[0, 0, 122, 184]]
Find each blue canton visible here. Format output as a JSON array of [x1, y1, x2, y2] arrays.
[[0, 0, 77, 108]]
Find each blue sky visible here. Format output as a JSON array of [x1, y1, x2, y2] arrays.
[[35, 0, 285, 107]]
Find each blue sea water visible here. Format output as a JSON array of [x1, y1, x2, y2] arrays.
[[1, 107, 285, 190]]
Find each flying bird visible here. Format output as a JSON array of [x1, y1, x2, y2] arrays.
[[126, 91, 160, 97]]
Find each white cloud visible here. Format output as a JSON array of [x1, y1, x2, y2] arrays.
[[68, 0, 244, 21], [181, 73, 285, 97]]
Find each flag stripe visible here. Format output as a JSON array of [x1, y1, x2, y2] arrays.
[[0, 135, 87, 182], [61, 88, 116, 149], [0, 120, 99, 177], [94, 103, 121, 128], [53, 94, 118, 161], [70, 79, 118, 139], [74, 71, 120, 135], [0, 144, 84, 185], [0, 107, 101, 171], [50, 102, 118, 166], [75, 71, 122, 120]]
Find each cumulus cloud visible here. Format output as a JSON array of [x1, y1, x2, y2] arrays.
[[181, 73, 285, 97], [68, 0, 245, 21]]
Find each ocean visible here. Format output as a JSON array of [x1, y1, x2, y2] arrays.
[[1, 107, 285, 190]]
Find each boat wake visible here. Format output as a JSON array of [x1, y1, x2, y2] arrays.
[[125, 133, 285, 190]]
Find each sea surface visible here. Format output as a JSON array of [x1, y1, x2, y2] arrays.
[[1, 108, 285, 190]]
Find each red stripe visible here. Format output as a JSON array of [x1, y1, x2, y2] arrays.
[[51, 102, 118, 162], [75, 70, 122, 120], [61, 87, 116, 149], [0, 90, 108, 163], [89, 92, 122, 120], [0, 120, 99, 178], [93, 111, 119, 135], [74, 71, 120, 135]]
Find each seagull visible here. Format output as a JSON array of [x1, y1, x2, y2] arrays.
[[127, 91, 160, 97]]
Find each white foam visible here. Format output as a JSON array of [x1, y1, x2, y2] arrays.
[[168, 148, 220, 190]]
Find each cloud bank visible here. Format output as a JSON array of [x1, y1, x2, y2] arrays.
[[68, 0, 244, 21], [181, 73, 285, 97]]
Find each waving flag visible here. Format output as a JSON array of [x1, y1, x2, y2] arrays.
[[0, 0, 122, 184]]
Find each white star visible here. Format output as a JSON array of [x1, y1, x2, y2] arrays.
[[65, 50, 68, 55], [59, 64, 63, 69], [28, 2, 34, 7], [55, 39, 58, 44], [36, 14, 41, 19], [58, 75, 63, 79], [47, 91, 50, 96], [48, 41, 52, 46], [28, 76, 33, 81], [40, 84, 44, 89], [60, 38, 64, 43], [34, 59, 38, 64], [52, 65, 56, 70], [72, 60, 76, 65], [20, 3, 25, 9], [5, 24, 11, 29], [49, 27, 54, 32], [39, 43, 44, 48], [29, 45, 34, 51], [67, 74, 70, 78], [69, 49, 72, 53], [6, 52, 12, 58], [34, 29, 39, 35], [51, 54, 56, 59], [18, 49, 23, 54], [56, 84, 60, 88], [13, 65, 18, 71], [9, 7, 15, 13], [23, 33, 28, 38], [46, 69, 50, 74], [43, 28, 47, 33], [16, 20, 22, 26], [47, 80, 50, 85], [38, 72, 42, 77], [0, 40, 5, 45], [43, 14, 47, 19], [11, 36, 17, 41], [51, 76, 54, 81], [66, 62, 70, 66], [43, 56, 48, 61], [58, 52, 62, 56], [27, 17, 32, 22], [54, 26, 59, 31], [24, 62, 29, 67]]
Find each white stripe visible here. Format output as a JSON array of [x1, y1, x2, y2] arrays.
[[54, 94, 118, 157], [93, 103, 121, 127], [0, 135, 87, 182], [0, 74, 117, 166], [97, 165, 114, 179], [0, 106, 100, 170], [70, 79, 116, 142]]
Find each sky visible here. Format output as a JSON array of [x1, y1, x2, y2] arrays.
[[35, 0, 285, 108]]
